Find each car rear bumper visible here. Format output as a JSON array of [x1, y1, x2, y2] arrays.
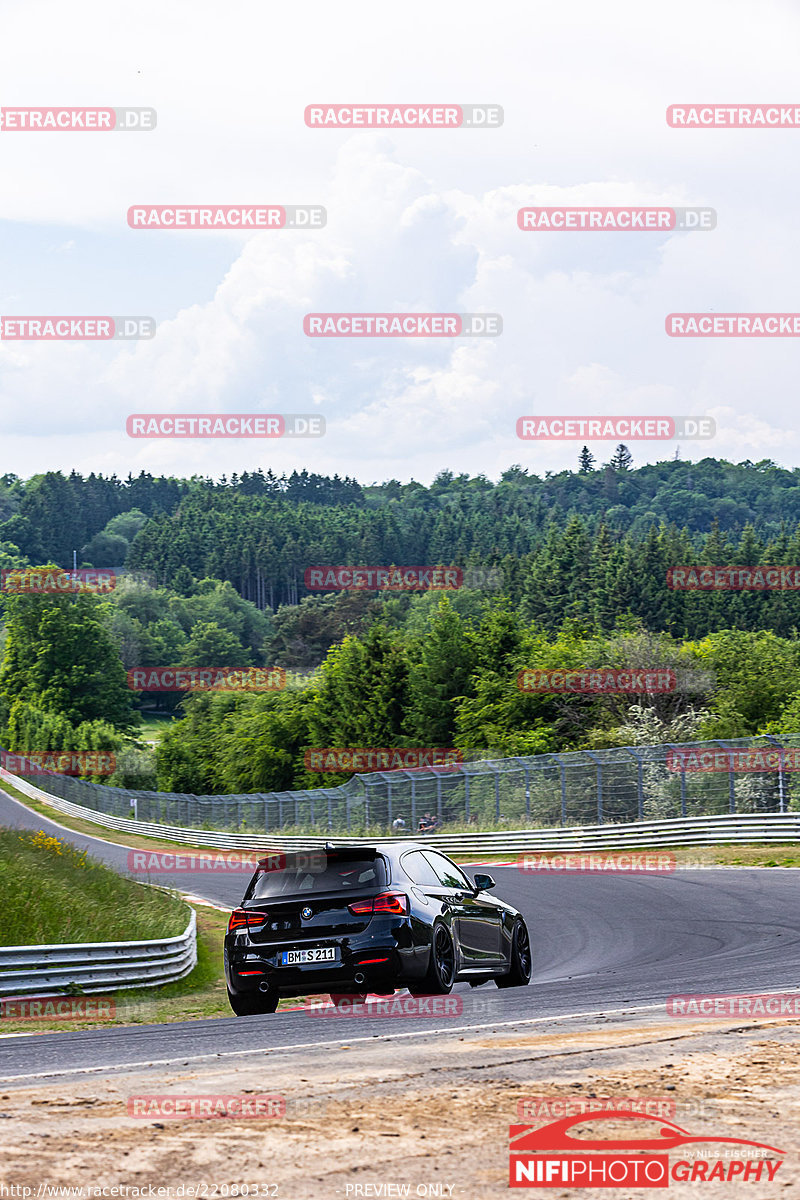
[[225, 930, 424, 998]]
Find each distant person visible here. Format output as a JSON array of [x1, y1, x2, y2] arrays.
[[391, 816, 407, 834], [418, 811, 435, 834]]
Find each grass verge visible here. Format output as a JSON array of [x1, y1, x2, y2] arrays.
[[0, 827, 190, 945]]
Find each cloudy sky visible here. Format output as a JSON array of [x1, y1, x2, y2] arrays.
[[1, 0, 799, 485]]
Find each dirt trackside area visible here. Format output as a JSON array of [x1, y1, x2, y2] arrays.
[[0, 1012, 798, 1199]]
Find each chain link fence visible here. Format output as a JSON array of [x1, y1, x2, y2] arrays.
[[5, 735, 800, 836]]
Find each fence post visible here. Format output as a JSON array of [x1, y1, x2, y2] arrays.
[[765, 735, 786, 813], [524, 765, 530, 818], [464, 773, 470, 823], [583, 751, 603, 824], [436, 773, 443, 825], [494, 769, 500, 821], [410, 774, 417, 832]]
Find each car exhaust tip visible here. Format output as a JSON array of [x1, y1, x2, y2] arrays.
[[258, 981, 272, 993], [354, 972, 366, 985]]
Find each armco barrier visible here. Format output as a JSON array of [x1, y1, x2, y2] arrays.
[[3, 768, 800, 854], [0, 910, 196, 996]]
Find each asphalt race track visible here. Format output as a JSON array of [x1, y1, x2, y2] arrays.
[[2, 786, 800, 1082]]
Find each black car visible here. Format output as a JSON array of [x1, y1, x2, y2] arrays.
[[224, 841, 532, 1014]]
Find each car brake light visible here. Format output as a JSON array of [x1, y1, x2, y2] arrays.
[[348, 892, 409, 915], [227, 908, 269, 932]]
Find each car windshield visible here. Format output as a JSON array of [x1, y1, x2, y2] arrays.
[[245, 853, 387, 899]]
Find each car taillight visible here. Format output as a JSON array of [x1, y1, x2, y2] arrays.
[[227, 908, 269, 932], [348, 892, 409, 916]]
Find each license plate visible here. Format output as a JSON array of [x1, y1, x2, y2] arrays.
[[280, 947, 338, 966]]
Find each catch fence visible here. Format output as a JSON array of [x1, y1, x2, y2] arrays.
[[4, 735, 800, 836]]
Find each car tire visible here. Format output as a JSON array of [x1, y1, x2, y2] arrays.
[[408, 921, 455, 995], [496, 919, 532, 988], [227, 987, 280, 1015]]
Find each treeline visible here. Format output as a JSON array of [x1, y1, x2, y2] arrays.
[[0, 468, 363, 568], [127, 499, 800, 639], [154, 606, 800, 795]]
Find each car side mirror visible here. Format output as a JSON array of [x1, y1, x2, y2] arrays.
[[473, 873, 496, 891]]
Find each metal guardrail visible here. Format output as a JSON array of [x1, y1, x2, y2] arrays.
[[3, 768, 799, 854], [0, 910, 197, 996]]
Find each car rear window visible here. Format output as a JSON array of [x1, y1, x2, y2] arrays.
[[245, 853, 387, 900]]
